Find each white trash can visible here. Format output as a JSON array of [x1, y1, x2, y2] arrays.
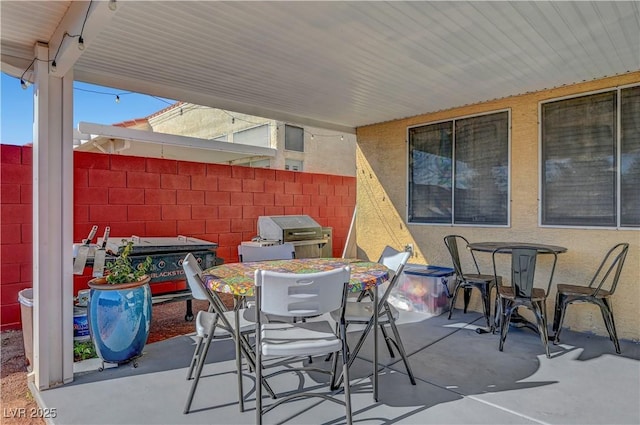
[[18, 288, 34, 372]]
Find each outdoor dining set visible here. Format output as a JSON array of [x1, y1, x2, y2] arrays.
[[178, 236, 630, 424]]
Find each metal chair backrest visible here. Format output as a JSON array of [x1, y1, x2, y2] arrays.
[[255, 267, 350, 318], [238, 243, 295, 262], [444, 235, 481, 276], [589, 243, 629, 296], [492, 246, 558, 298], [376, 245, 411, 307]]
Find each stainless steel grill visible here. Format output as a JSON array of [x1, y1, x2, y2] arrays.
[[256, 215, 330, 258]]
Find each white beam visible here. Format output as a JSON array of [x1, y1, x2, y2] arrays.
[[48, 0, 116, 77], [78, 122, 278, 157], [0, 54, 35, 82], [32, 41, 74, 390]]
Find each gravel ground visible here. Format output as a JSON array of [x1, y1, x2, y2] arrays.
[[1, 297, 230, 425]]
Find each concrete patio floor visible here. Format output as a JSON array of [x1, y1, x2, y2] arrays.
[[34, 310, 640, 425]]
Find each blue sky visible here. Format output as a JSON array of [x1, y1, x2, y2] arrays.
[[1, 72, 176, 146]]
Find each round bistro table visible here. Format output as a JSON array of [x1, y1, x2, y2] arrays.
[[202, 257, 390, 297]]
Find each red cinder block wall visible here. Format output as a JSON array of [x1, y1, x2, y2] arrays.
[[1, 145, 33, 331], [1, 145, 356, 330]]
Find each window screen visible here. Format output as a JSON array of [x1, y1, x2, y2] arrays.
[[285, 125, 304, 152], [542, 92, 617, 226], [621, 86, 640, 227], [408, 110, 509, 225], [541, 86, 640, 228]]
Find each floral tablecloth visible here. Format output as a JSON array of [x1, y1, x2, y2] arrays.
[[202, 258, 390, 297]]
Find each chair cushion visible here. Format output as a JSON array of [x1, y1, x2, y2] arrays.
[[557, 284, 611, 298], [498, 286, 547, 301], [260, 323, 341, 357]]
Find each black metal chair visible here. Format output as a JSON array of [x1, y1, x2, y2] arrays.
[[444, 235, 500, 328], [553, 243, 629, 354], [493, 246, 558, 358]]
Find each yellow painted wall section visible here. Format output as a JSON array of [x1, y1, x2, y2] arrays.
[[357, 72, 640, 341]]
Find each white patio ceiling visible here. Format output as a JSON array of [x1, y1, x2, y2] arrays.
[[2, 1, 639, 132]]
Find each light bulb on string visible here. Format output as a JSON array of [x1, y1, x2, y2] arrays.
[[108, 0, 117, 11], [78, 36, 85, 51], [231, 117, 235, 124], [310, 134, 315, 140], [51, 60, 57, 72], [340, 135, 344, 141], [19, 58, 36, 89], [115, 95, 120, 103]]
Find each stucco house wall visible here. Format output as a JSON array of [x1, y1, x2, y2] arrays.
[[148, 104, 357, 176], [356, 72, 640, 341]]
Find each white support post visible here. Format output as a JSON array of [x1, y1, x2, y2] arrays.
[[32, 42, 74, 390]]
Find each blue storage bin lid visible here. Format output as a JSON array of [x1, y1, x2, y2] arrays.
[[403, 264, 455, 277]]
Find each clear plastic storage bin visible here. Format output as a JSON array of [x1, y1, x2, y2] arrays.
[[388, 265, 454, 315]]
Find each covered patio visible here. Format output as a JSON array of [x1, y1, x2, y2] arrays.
[[36, 311, 640, 424], [1, 1, 639, 416]]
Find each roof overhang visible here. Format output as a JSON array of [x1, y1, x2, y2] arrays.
[[2, 1, 639, 130]]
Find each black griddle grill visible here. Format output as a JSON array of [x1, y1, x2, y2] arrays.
[[101, 236, 223, 320]]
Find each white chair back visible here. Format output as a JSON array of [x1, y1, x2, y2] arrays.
[[183, 253, 209, 301], [238, 243, 295, 262], [255, 267, 350, 317], [377, 246, 411, 277]]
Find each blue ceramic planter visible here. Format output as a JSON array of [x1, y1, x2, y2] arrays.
[[87, 276, 152, 365]]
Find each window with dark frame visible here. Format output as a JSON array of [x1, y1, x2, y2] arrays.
[[285, 125, 304, 152], [408, 110, 510, 226], [541, 86, 640, 228]]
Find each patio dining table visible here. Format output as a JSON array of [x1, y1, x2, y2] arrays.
[[467, 241, 568, 254], [201, 257, 391, 405], [202, 257, 390, 297]]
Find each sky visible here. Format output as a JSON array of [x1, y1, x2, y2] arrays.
[[1, 72, 177, 146]]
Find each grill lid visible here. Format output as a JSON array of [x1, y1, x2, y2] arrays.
[[258, 215, 322, 242], [104, 235, 217, 255]]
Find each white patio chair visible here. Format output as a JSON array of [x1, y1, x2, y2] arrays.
[[238, 242, 296, 321], [254, 266, 352, 425], [331, 245, 416, 401], [182, 253, 275, 414]]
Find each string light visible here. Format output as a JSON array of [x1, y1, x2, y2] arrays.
[[17, 75, 351, 142], [20, 58, 37, 90], [14, 1, 352, 143], [49, 1, 92, 72]]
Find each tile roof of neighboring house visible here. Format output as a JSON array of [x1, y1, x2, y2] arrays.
[[112, 101, 183, 128]]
